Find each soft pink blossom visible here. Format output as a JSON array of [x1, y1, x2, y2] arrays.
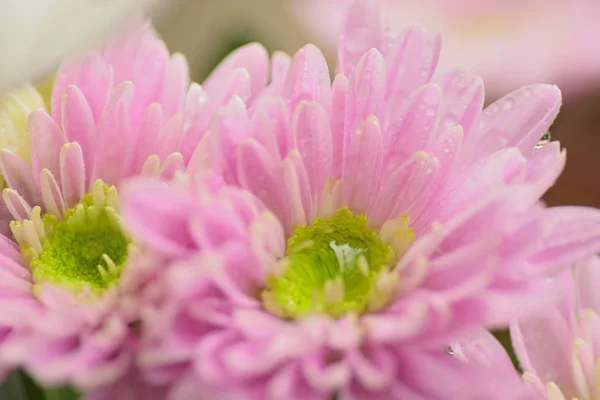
[[0, 22, 191, 395], [120, 3, 600, 397]]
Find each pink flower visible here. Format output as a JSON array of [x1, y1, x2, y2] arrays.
[[512, 256, 600, 400], [123, 176, 539, 399], [0, 22, 195, 394], [291, 0, 600, 97], [121, 4, 600, 396]]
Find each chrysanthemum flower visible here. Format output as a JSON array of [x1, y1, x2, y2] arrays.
[[512, 256, 600, 400], [0, 22, 196, 393], [291, 0, 600, 96], [122, 2, 600, 398], [123, 176, 539, 399]]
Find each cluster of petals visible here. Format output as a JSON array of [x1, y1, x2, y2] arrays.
[[0, 22, 206, 395], [511, 256, 600, 400], [118, 1, 600, 398], [292, 0, 600, 96]]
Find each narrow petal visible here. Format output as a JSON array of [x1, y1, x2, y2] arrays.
[[90, 82, 134, 186], [529, 206, 600, 275], [345, 49, 386, 140], [337, 0, 387, 75], [61, 84, 96, 170], [282, 44, 332, 114], [237, 139, 289, 227], [29, 110, 66, 184], [121, 177, 197, 258], [251, 97, 292, 160], [471, 84, 562, 157], [385, 26, 441, 102], [2, 188, 32, 221], [436, 69, 484, 136], [0, 150, 39, 205], [264, 51, 291, 97], [52, 54, 111, 124], [385, 84, 441, 171], [371, 151, 439, 226], [126, 103, 163, 176], [330, 74, 348, 178], [203, 43, 269, 103], [39, 169, 66, 218], [159, 53, 190, 118], [342, 115, 383, 213], [292, 101, 332, 200], [59, 142, 86, 208]]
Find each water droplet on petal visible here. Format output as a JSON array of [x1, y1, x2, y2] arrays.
[[503, 97, 515, 111], [534, 130, 551, 149]]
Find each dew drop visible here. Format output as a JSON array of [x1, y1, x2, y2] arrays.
[[534, 130, 551, 149], [502, 97, 515, 111]]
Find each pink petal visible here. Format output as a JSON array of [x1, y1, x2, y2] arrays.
[[59, 142, 86, 208], [60, 84, 97, 172], [159, 53, 190, 118], [575, 256, 600, 314], [51, 54, 111, 124], [337, 0, 387, 76], [156, 114, 184, 161], [345, 49, 386, 140], [2, 188, 32, 221], [529, 206, 600, 275], [371, 151, 439, 226], [436, 69, 484, 136], [510, 276, 576, 390], [264, 51, 291, 97], [472, 84, 562, 157], [236, 139, 288, 226], [130, 40, 170, 124], [282, 44, 332, 114], [39, 169, 66, 219], [251, 97, 292, 160], [385, 25, 441, 102], [159, 153, 185, 180], [342, 115, 383, 213], [126, 103, 164, 176], [29, 111, 66, 185], [179, 83, 209, 162], [292, 101, 332, 199], [203, 43, 269, 103], [0, 150, 39, 206], [90, 82, 134, 186], [282, 151, 312, 227], [385, 84, 441, 171], [525, 141, 566, 199], [121, 177, 197, 258], [330, 74, 348, 178]]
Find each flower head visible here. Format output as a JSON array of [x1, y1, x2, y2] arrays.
[[123, 176, 541, 399], [120, 4, 600, 397], [512, 256, 600, 400], [0, 22, 194, 391]]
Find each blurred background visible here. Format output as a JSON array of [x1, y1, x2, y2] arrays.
[[154, 0, 600, 208]]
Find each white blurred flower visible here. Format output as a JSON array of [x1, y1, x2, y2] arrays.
[[0, 0, 163, 93]]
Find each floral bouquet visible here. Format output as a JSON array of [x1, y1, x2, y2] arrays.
[[0, 1, 600, 399]]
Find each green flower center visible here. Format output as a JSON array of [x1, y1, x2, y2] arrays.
[[11, 180, 130, 294], [263, 208, 409, 319]]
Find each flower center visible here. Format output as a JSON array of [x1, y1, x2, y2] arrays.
[[263, 208, 413, 319], [11, 180, 130, 294]]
